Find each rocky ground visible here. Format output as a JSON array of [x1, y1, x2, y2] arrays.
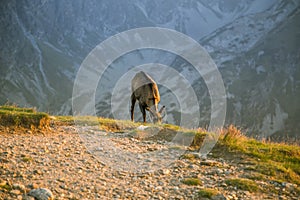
[[0, 125, 299, 200]]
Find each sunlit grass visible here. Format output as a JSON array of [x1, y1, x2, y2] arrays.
[[181, 178, 202, 186], [198, 188, 219, 198], [225, 178, 259, 192], [220, 125, 300, 185], [0, 105, 49, 129]]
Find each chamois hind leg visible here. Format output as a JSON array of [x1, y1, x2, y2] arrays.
[[130, 94, 136, 122], [139, 104, 146, 123]]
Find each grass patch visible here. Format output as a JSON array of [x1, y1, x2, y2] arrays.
[[22, 156, 33, 162], [182, 178, 202, 186], [198, 188, 219, 198], [54, 115, 98, 126], [225, 178, 259, 192], [0, 105, 49, 129], [0, 105, 36, 113], [0, 181, 12, 191], [180, 153, 198, 160], [243, 172, 266, 181], [162, 123, 180, 130], [55, 116, 139, 132], [98, 117, 138, 132], [220, 125, 300, 185]]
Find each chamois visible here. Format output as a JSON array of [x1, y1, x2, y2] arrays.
[[130, 71, 165, 123]]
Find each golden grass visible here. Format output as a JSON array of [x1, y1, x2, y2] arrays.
[[181, 178, 202, 186], [220, 125, 300, 185], [0, 105, 49, 129], [225, 178, 259, 192]]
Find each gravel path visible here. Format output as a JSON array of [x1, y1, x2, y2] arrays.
[[0, 125, 298, 200]]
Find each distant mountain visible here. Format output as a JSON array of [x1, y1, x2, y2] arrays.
[[0, 0, 299, 139], [201, 2, 300, 139]]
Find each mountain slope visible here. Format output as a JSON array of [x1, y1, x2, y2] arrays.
[[0, 0, 299, 138]]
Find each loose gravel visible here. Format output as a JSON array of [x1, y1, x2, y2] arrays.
[[0, 125, 299, 199]]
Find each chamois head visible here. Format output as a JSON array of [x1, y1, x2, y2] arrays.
[[148, 105, 166, 123]]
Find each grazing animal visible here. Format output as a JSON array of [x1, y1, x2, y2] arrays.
[[130, 71, 165, 123]]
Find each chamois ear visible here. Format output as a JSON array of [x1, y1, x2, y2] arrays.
[[159, 106, 165, 113], [159, 106, 166, 118]]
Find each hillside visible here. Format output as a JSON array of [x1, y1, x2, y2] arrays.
[[0, 106, 299, 199], [0, 0, 299, 139]]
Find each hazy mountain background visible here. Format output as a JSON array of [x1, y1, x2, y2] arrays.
[[0, 0, 299, 140]]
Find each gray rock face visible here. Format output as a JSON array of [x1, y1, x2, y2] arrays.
[[0, 0, 299, 139]]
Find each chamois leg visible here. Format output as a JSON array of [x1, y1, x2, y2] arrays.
[[130, 94, 136, 122], [139, 104, 146, 123]]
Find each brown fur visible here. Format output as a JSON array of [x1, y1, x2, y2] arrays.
[[130, 71, 162, 123]]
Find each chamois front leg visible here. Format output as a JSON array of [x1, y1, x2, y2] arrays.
[[130, 94, 136, 122]]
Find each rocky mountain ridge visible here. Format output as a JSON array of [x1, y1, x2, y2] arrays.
[[0, 0, 299, 139]]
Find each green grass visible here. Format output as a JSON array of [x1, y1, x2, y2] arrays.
[[0, 181, 12, 191], [22, 156, 33, 162], [55, 115, 139, 132], [0, 105, 49, 129], [198, 188, 219, 198], [243, 172, 267, 181], [225, 178, 259, 192], [180, 153, 198, 160], [181, 178, 202, 186], [0, 105, 36, 113], [220, 125, 300, 185]]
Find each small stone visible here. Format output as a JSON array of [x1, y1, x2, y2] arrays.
[[15, 195, 23, 200], [0, 180, 7, 187], [126, 189, 134, 194], [33, 170, 42, 175], [279, 195, 287, 200], [212, 194, 226, 200], [215, 169, 224, 175], [220, 183, 227, 187], [225, 170, 231, 175], [155, 186, 163, 190], [172, 186, 179, 190], [28, 183, 39, 189], [13, 183, 26, 192], [22, 195, 35, 200], [162, 169, 170, 175], [28, 188, 54, 200], [10, 189, 21, 195], [188, 164, 194, 169]]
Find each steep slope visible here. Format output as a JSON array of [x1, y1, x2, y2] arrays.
[[0, 0, 299, 138], [202, 3, 300, 138]]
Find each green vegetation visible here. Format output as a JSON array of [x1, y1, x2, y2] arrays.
[[198, 188, 219, 198], [0, 105, 49, 129], [181, 178, 202, 186], [0, 181, 12, 191], [55, 115, 139, 132], [220, 125, 300, 185], [225, 178, 259, 192], [22, 157, 33, 162]]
